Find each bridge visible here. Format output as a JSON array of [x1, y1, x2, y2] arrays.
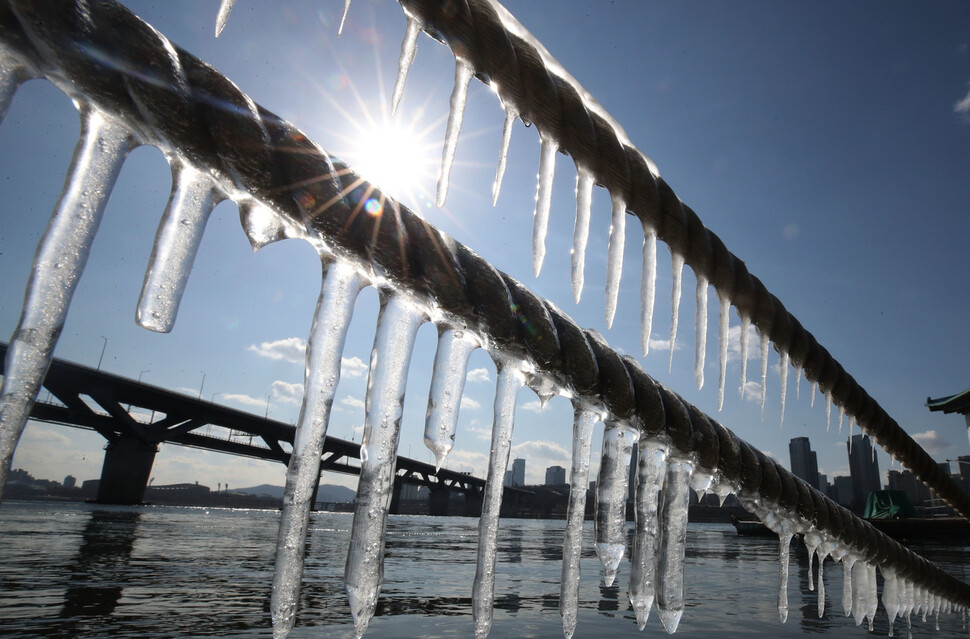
[[0, 341, 492, 512]]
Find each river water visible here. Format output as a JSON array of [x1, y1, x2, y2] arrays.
[[1, 500, 967, 638]]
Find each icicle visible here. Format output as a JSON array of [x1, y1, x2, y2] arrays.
[[532, 135, 558, 277], [842, 554, 857, 617], [629, 439, 668, 629], [570, 168, 594, 303], [865, 562, 878, 631], [344, 295, 425, 638], [739, 315, 750, 399], [136, 163, 219, 333], [214, 0, 236, 37], [852, 560, 868, 626], [424, 327, 477, 470], [794, 364, 802, 402], [272, 261, 363, 639], [816, 546, 829, 618], [883, 569, 900, 637], [391, 17, 421, 115], [825, 392, 832, 432], [759, 331, 769, 421], [779, 351, 789, 428], [594, 422, 636, 587], [338, 0, 353, 36], [240, 202, 300, 249], [657, 456, 695, 634], [810, 380, 817, 408], [692, 274, 709, 389], [776, 526, 794, 623], [604, 194, 627, 328], [435, 59, 473, 208], [838, 405, 845, 433], [560, 404, 598, 639], [473, 364, 525, 639], [0, 108, 131, 496], [803, 531, 821, 592], [640, 224, 658, 355], [716, 293, 729, 410], [668, 253, 684, 372], [492, 109, 517, 206]]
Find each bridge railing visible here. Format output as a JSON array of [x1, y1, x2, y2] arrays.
[[0, 1, 967, 638]]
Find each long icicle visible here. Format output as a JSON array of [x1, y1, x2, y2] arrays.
[[694, 274, 708, 390], [778, 350, 789, 428], [424, 326, 477, 470], [759, 331, 769, 421], [0, 107, 132, 496], [435, 59, 474, 208], [604, 194, 626, 328], [391, 17, 421, 115], [136, 162, 220, 333], [594, 421, 636, 587], [472, 363, 524, 639], [657, 456, 694, 634], [492, 108, 517, 206], [629, 439, 668, 629], [739, 314, 750, 399], [852, 559, 868, 626], [716, 292, 730, 410], [214, 0, 236, 37], [570, 167, 594, 303], [640, 223, 657, 355], [532, 135, 558, 277], [842, 554, 857, 618], [345, 294, 425, 638], [560, 404, 598, 639], [668, 253, 685, 372], [272, 260, 363, 639], [776, 525, 794, 623]]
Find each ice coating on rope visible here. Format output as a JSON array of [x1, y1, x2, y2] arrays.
[[391, 17, 420, 116], [137, 163, 219, 333], [492, 109, 517, 206], [570, 168, 594, 304], [641, 224, 657, 355], [716, 293, 729, 410], [338, 0, 353, 36], [694, 275, 708, 390], [739, 315, 750, 399], [345, 295, 424, 638], [560, 404, 598, 639], [424, 327, 477, 470], [473, 364, 524, 639], [657, 456, 694, 634], [0, 50, 30, 127], [594, 422, 636, 587], [240, 201, 307, 250], [0, 108, 131, 496], [273, 261, 362, 639], [214, 0, 236, 37], [630, 439, 668, 629], [435, 59, 473, 208], [759, 331, 769, 420], [532, 135, 558, 277], [604, 194, 626, 328], [668, 252, 684, 372], [778, 351, 789, 428]]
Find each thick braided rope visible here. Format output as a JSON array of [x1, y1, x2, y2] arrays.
[[2, 0, 968, 605], [396, 0, 970, 521]]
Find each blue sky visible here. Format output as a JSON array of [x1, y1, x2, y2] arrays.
[[2, 0, 969, 493]]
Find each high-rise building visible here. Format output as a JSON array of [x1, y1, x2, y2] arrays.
[[512, 458, 526, 487], [847, 434, 881, 511], [789, 437, 820, 490], [545, 465, 566, 486]]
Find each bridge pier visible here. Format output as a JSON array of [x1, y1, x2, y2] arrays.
[[462, 487, 483, 517], [428, 484, 450, 516], [389, 480, 403, 514], [96, 435, 157, 505]]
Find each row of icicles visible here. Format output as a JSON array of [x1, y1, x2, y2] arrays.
[[0, 14, 964, 639], [213, 0, 870, 438]]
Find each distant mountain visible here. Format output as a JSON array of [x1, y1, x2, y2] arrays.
[[235, 483, 355, 503]]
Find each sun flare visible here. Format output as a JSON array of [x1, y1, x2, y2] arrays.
[[347, 119, 433, 207]]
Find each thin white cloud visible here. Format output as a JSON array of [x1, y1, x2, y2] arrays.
[[272, 380, 304, 406], [955, 85, 970, 117], [223, 392, 268, 408], [647, 337, 680, 353], [460, 396, 481, 410], [465, 425, 492, 441], [727, 323, 761, 362], [248, 337, 305, 364], [340, 395, 365, 410], [740, 380, 763, 402], [341, 356, 368, 378], [912, 429, 950, 453], [466, 368, 491, 383], [521, 400, 543, 413]]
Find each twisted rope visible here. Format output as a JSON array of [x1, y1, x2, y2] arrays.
[[396, 0, 970, 522], [2, 0, 968, 607]]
